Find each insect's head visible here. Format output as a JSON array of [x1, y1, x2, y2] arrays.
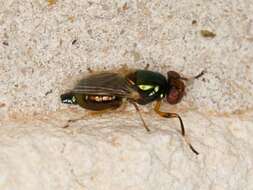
[[166, 71, 185, 104], [60, 92, 77, 105]]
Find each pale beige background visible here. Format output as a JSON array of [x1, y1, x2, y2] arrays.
[[0, 0, 253, 190]]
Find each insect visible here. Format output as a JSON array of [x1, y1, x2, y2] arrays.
[[61, 67, 205, 155]]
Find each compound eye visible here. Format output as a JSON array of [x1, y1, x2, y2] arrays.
[[167, 71, 181, 79], [167, 87, 179, 104], [166, 87, 184, 104]]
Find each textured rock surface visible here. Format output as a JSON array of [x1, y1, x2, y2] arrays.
[[0, 0, 253, 189]]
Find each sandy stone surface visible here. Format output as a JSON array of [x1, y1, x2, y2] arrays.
[[0, 0, 253, 189]]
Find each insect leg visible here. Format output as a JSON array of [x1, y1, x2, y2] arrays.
[[63, 116, 86, 128], [130, 101, 150, 132], [154, 101, 199, 155], [63, 109, 110, 128]]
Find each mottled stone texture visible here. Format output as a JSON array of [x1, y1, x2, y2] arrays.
[[0, 0, 253, 190]]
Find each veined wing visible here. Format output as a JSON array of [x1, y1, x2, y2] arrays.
[[71, 72, 134, 97]]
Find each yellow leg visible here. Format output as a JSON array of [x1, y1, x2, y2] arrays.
[[154, 101, 199, 155]]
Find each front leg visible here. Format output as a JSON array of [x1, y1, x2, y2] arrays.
[[154, 101, 199, 155]]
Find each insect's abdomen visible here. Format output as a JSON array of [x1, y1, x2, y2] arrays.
[[75, 94, 122, 111]]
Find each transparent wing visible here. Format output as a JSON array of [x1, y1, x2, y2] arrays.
[[71, 72, 134, 97]]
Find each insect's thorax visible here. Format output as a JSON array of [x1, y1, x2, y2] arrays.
[[126, 70, 168, 105]]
